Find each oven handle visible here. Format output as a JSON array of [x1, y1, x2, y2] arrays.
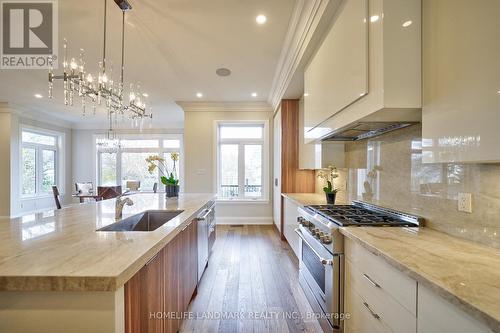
[[294, 229, 333, 266]]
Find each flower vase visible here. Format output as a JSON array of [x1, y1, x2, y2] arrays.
[[165, 185, 179, 198], [325, 192, 336, 205]]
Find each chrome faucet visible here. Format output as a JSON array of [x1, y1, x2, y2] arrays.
[[115, 195, 134, 220]]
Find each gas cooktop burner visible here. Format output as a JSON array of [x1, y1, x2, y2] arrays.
[[305, 201, 422, 227]]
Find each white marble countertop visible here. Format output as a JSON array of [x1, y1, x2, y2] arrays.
[[282, 193, 327, 206], [0, 193, 215, 292], [341, 226, 500, 333]]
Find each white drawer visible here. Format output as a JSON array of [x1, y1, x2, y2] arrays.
[[346, 258, 416, 333], [344, 276, 393, 333], [345, 237, 417, 315], [417, 284, 493, 333]]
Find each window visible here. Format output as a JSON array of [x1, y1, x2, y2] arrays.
[[96, 136, 183, 191], [21, 128, 60, 197], [217, 123, 267, 200]]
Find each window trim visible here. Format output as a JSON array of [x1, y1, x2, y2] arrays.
[[19, 125, 64, 199], [215, 120, 269, 202], [94, 134, 184, 191]]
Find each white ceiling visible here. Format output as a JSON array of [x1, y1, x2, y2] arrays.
[[0, 0, 295, 129]]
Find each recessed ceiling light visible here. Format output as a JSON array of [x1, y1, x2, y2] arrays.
[[370, 15, 380, 22], [251, 92, 258, 97], [142, 93, 149, 97], [196, 92, 203, 98], [402, 20, 412, 27], [216, 68, 232, 77], [34, 94, 43, 99], [256, 15, 267, 25]]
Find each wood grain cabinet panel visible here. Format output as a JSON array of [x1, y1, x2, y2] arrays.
[[125, 219, 199, 333]]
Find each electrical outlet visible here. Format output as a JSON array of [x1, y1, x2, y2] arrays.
[[458, 192, 473, 213]]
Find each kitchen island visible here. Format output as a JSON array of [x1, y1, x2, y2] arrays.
[[0, 193, 215, 333]]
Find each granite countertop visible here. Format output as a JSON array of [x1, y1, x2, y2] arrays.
[[340, 227, 500, 332], [0, 193, 215, 292], [282, 193, 327, 206]]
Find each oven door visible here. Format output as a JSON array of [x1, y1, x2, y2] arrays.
[[295, 227, 342, 332]]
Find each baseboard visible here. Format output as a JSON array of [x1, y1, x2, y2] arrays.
[[216, 216, 273, 225]]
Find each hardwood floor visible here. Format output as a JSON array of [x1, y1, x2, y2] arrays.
[[180, 225, 322, 333]]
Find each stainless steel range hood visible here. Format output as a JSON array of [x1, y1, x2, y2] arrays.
[[321, 108, 421, 142]]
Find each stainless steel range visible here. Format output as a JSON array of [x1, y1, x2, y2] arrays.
[[295, 201, 423, 333]]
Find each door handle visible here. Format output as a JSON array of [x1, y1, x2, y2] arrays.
[[197, 209, 211, 221], [294, 229, 333, 266]]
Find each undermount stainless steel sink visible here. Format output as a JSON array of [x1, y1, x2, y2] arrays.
[[97, 210, 184, 232]]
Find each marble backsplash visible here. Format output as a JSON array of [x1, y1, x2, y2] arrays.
[[337, 123, 500, 248]]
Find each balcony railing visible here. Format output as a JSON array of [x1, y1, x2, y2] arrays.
[[219, 185, 262, 198]]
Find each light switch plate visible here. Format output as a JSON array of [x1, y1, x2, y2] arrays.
[[458, 192, 473, 213]]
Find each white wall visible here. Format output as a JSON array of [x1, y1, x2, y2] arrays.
[[10, 113, 73, 217], [183, 108, 274, 225]]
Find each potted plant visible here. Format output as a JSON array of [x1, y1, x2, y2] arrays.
[[146, 153, 180, 198], [318, 165, 339, 205]]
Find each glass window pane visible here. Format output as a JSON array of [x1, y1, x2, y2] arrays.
[[220, 126, 263, 139], [121, 153, 157, 190], [220, 144, 239, 198], [22, 147, 36, 195], [120, 139, 159, 148], [41, 150, 56, 193], [163, 140, 181, 149], [22, 131, 56, 146], [100, 152, 117, 186], [244, 145, 262, 198]]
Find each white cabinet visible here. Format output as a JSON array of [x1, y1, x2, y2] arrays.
[[422, 0, 500, 163], [304, 0, 368, 137], [344, 236, 494, 333], [299, 98, 346, 170], [282, 197, 300, 258], [417, 284, 493, 333], [304, 0, 421, 143], [344, 238, 417, 333]]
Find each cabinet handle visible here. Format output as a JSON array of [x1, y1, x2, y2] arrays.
[[145, 253, 159, 266], [363, 273, 381, 288], [363, 301, 380, 320]]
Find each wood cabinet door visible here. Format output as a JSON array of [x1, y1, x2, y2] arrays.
[[165, 231, 181, 333], [125, 219, 199, 333], [125, 248, 165, 333], [179, 219, 198, 312]]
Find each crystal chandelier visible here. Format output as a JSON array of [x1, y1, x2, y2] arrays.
[[48, 0, 152, 138]]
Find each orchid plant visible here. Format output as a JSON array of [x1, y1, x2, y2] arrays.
[[146, 153, 180, 186], [317, 165, 339, 194]]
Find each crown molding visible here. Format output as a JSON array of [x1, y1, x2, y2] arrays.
[[177, 101, 273, 113], [0, 102, 73, 128], [268, 0, 342, 112]]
